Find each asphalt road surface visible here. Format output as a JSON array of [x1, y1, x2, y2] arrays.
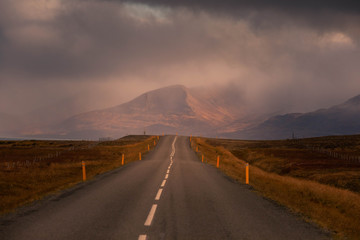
[[0, 136, 330, 240]]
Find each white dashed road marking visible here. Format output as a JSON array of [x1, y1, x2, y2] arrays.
[[161, 180, 166, 187], [139, 136, 177, 239], [144, 204, 158, 226], [138, 235, 147, 240], [155, 189, 163, 201]]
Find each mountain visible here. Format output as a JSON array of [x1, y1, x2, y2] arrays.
[[226, 94, 360, 140], [18, 85, 360, 140], [36, 85, 243, 139]]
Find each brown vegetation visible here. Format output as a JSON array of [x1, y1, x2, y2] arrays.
[[191, 136, 360, 240], [0, 135, 158, 215]]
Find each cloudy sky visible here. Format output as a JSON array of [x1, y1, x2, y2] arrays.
[[0, 0, 359, 119]]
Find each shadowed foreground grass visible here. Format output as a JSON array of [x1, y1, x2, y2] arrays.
[[0, 135, 158, 215], [191, 136, 360, 240]]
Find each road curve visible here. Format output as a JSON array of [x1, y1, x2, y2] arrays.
[[0, 136, 330, 240]]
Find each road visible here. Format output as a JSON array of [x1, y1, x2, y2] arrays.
[[0, 136, 329, 240]]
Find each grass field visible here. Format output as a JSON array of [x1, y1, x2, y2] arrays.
[[191, 135, 360, 240], [0, 135, 158, 215], [207, 135, 360, 193]]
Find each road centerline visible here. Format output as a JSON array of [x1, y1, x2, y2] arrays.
[[139, 136, 177, 238], [161, 179, 166, 187], [144, 204, 158, 226], [155, 189, 163, 201], [138, 234, 147, 240]]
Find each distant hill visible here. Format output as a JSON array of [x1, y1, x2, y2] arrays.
[[226, 95, 360, 140], [36, 85, 243, 139], [16, 85, 360, 140]]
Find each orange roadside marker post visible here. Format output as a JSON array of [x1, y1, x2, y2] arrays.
[[139, 152, 142, 160], [246, 163, 249, 184], [148, 144, 150, 151], [122, 154, 124, 166], [196, 146, 198, 152], [202, 154, 204, 163], [216, 156, 220, 168], [82, 161, 86, 181], [154, 140, 156, 146]]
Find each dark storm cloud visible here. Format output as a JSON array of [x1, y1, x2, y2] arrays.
[[123, 0, 360, 31], [0, 0, 360, 127], [123, 0, 360, 13], [0, 0, 219, 81], [0, 1, 130, 79], [0, 0, 359, 82]]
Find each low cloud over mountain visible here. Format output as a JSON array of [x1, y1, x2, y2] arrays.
[[28, 85, 248, 139], [227, 94, 360, 140], [10, 85, 359, 140]]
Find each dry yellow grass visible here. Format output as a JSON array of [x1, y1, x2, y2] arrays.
[[0, 135, 158, 215], [191, 137, 360, 240], [206, 136, 360, 193]]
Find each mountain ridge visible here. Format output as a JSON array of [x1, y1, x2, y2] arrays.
[[37, 85, 241, 139], [8, 85, 360, 140], [226, 94, 360, 140]]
